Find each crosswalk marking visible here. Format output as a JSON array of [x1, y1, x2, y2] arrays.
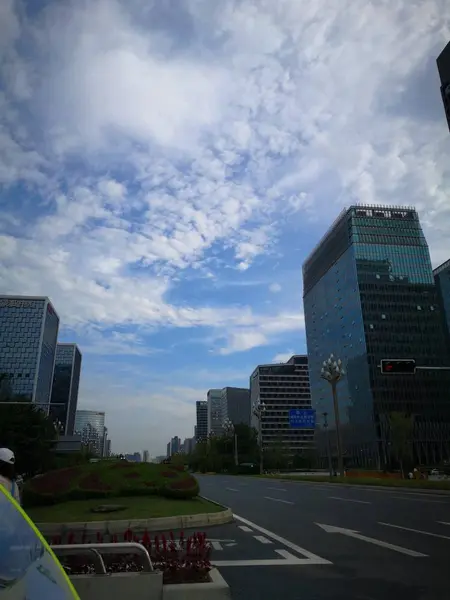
[[239, 525, 253, 533], [254, 535, 272, 544]]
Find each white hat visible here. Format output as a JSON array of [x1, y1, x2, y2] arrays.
[[0, 448, 15, 465]]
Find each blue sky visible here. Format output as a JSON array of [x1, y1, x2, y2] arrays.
[[0, 0, 449, 454]]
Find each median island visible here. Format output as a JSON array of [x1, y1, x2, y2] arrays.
[[23, 460, 222, 524]]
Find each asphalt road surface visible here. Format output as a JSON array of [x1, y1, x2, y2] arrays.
[[196, 474, 450, 600]]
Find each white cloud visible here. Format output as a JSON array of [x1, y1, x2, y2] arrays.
[[272, 351, 294, 363], [269, 283, 281, 293]]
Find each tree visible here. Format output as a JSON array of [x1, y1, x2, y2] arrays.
[[0, 401, 58, 477], [389, 412, 413, 478]]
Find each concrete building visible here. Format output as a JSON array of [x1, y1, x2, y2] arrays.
[[437, 40, 450, 132], [195, 401, 208, 441], [250, 355, 313, 456], [183, 437, 196, 455], [49, 343, 82, 435], [303, 205, 450, 466], [143, 450, 150, 462], [207, 389, 223, 436], [0, 295, 59, 410], [434, 258, 450, 350], [220, 387, 251, 427], [125, 452, 141, 462], [74, 410, 106, 457]]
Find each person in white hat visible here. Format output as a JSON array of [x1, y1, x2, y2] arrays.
[[0, 448, 21, 504]]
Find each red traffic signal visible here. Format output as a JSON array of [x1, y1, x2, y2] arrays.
[[380, 359, 416, 375]]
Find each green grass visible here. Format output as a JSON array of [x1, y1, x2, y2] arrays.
[[253, 474, 450, 490], [27, 495, 222, 523]]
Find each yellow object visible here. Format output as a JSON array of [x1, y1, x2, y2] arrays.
[[0, 484, 80, 599]]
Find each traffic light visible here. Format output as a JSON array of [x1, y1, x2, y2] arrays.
[[380, 359, 416, 375]]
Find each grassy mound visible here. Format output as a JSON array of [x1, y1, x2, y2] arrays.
[[23, 461, 199, 508]]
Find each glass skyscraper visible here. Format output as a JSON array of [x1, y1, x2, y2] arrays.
[[207, 389, 223, 436], [74, 409, 106, 456], [49, 343, 82, 436], [0, 296, 59, 410], [434, 258, 450, 350], [303, 206, 450, 466], [195, 401, 208, 441]]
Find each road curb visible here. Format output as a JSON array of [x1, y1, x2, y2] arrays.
[[35, 504, 233, 536]]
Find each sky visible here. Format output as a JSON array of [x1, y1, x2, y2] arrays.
[[0, 0, 449, 455]]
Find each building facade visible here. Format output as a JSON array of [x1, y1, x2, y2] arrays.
[[220, 387, 251, 427], [49, 343, 82, 435], [0, 296, 59, 410], [207, 389, 223, 436], [74, 410, 106, 456], [434, 258, 450, 350], [183, 437, 196, 455], [303, 205, 450, 466], [250, 355, 314, 456], [196, 400, 208, 441]]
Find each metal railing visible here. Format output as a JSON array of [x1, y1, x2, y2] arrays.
[[51, 542, 154, 575]]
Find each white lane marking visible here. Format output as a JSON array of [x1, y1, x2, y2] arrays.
[[238, 525, 253, 533], [391, 496, 446, 504], [254, 535, 272, 545], [214, 550, 322, 567], [225, 487, 239, 492], [316, 523, 427, 557], [233, 514, 331, 564], [438, 521, 450, 526], [329, 496, 371, 505], [211, 541, 223, 550], [264, 496, 294, 505], [379, 522, 450, 540], [267, 487, 287, 492]]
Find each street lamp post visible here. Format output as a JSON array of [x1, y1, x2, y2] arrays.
[[223, 418, 239, 467], [322, 412, 333, 477], [253, 401, 266, 475], [321, 354, 345, 478]]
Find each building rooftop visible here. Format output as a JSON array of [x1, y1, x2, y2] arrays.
[[433, 257, 450, 276]]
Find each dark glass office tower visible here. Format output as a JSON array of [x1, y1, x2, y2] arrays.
[[303, 205, 450, 466], [49, 343, 82, 435], [437, 41, 450, 132], [434, 258, 450, 351]]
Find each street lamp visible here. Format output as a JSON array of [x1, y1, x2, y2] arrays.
[[223, 418, 239, 466], [322, 412, 333, 477], [253, 401, 266, 475], [321, 354, 345, 477]]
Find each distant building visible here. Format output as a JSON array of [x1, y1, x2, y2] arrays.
[[155, 455, 166, 463], [437, 41, 450, 132], [142, 450, 150, 462], [49, 343, 82, 435], [106, 439, 111, 457], [166, 441, 171, 458], [53, 435, 82, 454], [220, 387, 251, 427], [434, 258, 450, 350], [74, 410, 106, 456], [183, 437, 196, 454], [0, 295, 59, 410], [250, 355, 313, 456], [207, 389, 223, 436], [195, 401, 208, 441], [125, 452, 141, 462], [171, 436, 181, 454]]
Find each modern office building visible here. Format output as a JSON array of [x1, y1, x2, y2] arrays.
[[207, 389, 223, 436], [166, 441, 171, 458], [171, 436, 181, 454], [303, 205, 450, 466], [434, 258, 450, 349], [74, 409, 106, 456], [250, 355, 314, 456], [220, 387, 251, 427], [49, 343, 82, 435], [183, 437, 196, 455], [143, 450, 150, 462], [437, 40, 450, 132], [106, 439, 112, 457], [196, 400, 208, 441], [0, 296, 59, 410]]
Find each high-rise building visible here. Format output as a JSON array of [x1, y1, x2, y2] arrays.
[[183, 437, 196, 455], [437, 40, 450, 132], [196, 401, 208, 441], [434, 258, 450, 349], [207, 389, 223, 436], [303, 205, 450, 466], [49, 343, 82, 435], [74, 410, 106, 456], [143, 450, 150, 462], [166, 441, 171, 458], [220, 387, 251, 427], [250, 355, 313, 456], [106, 439, 111, 457], [0, 296, 59, 410], [171, 436, 181, 454]]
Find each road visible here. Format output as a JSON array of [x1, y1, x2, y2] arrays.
[[196, 474, 450, 600]]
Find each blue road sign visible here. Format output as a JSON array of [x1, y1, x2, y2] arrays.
[[289, 409, 316, 429]]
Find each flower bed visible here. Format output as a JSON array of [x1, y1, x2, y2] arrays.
[[54, 530, 212, 585]]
